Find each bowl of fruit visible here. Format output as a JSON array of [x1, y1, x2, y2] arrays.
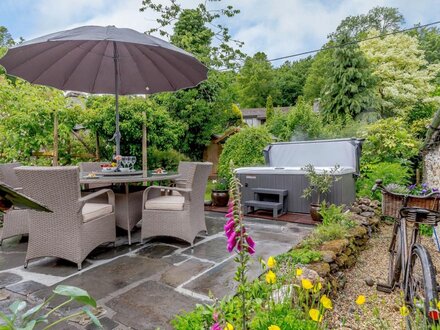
[[101, 163, 118, 172]]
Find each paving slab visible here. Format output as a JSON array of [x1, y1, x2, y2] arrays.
[[0, 272, 22, 288], [136, 244, 178, 259], [32, 256, 171, 309], [160, 258, 213, 288], [7, 280, 48, 295], [88, 243, 141, 261], [26, 257, 93, 277], [0, 252, 26, 271], [205, 215, 226, 235], [182, 237, 230, 263], [107, 280, 202, 330]]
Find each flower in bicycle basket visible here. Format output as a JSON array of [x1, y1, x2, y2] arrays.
[[406, 183, 439, 196]]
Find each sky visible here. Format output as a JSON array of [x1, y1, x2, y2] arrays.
[[1, 0, 439, 64]]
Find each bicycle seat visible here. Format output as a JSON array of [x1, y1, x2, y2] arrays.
[[400, 207, 440, 225]]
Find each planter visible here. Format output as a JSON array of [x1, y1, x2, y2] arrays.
[[310, 203, 323, 222], [211, 190, 229, 207]]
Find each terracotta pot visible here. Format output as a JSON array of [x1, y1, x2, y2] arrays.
[[211, 190, 229, 207], [309, 203, 323, 222]]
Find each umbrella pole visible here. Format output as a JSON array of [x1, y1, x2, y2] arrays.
[[113, 42, 121, 156]]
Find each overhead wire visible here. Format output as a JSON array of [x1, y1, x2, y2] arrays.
[[267, 19, 440, 62]]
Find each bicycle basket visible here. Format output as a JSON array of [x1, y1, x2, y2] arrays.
[[382, 191, 440, 218]]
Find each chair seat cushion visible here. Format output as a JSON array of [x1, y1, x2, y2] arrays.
[[144, 195, 185, 211], [82, 203, 113, 222]]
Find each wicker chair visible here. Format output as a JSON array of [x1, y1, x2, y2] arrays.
[[141, 162, 212, 245], [15, 166, 116, 270], [0, 163, 30, 245]]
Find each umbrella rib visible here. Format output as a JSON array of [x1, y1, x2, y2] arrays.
[[136, 45, 177, 90], [89, 42, 110, 94], [149, 47, 198, 86], [30, 41, 96, 88], [2, 42, 62, 72], [124, 44, 150, 93]]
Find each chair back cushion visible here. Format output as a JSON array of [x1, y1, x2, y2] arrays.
[[0, 162, 22, 188]]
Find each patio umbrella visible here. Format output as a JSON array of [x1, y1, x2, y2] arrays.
[[0, 25, 208, 155]]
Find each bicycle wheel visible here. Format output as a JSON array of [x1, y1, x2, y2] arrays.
[[405, 244, 438, 320]]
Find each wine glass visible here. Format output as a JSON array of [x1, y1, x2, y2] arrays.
[[121, 156, 128, 169], [129, 156, 136, 170]]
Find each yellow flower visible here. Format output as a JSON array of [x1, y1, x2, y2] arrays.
[[266, 270, 276, 284], [438, 301, 440, 310], [309, 308, 323, 322], [301, 278, 313, 290], [355, 295, 366, 305], [268, 326, 280, 330], [313, 282, 322, 293], [400, 306, 409, 317], [267, 256, 276, 269], [224, 322, 234, 330], [320, 294, 333, 310], [296, 268, 303, 277]]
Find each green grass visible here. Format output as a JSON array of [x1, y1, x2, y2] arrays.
[[205, 180, 215, 201]]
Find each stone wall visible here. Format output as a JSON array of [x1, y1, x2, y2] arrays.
[[424, 145, 440, 188], [299, 198, 380, 292]]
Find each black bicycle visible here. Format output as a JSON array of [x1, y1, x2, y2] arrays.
[[373, 181, 440, 323]]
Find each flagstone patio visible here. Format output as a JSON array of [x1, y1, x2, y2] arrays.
[[0, 212, 312, 330]]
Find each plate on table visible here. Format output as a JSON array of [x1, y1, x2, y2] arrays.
[[84, 174, 103, 179], [100, 170, 143, 177], [101, 167, 117, 172]]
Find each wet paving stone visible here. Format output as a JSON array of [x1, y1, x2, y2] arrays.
[[160, 254, 189, 265], [31, 256, 171, 309], [88, 243, 140, 261], [182, 237, 230, 263], [0, 252, 26, 271], [26, 257, 93, 277], [205, 216, 226, 235], [136, 244, 177, 258], [7, 280, 47, 295], [86, 317, 120, 330], [107, 280, 202, 330], [0, 236, 28, 252], [160, 258, 213, 288], [0, 272, 22, 288]]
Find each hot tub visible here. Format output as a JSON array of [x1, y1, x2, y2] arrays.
[[235, 138, 363, 214]]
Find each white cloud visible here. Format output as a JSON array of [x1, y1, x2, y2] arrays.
[[17, 0, 440, 63]]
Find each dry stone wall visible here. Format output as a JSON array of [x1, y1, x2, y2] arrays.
[[424, 146, 440, 188]]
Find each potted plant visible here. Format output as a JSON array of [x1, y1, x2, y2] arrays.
[[302, 164, 341, 222], [211, 177, 229, 207]]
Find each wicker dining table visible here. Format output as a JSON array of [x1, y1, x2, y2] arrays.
[[80, 171, 180, 245]]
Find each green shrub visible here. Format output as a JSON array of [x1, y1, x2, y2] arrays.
[[360, 118, 420, 165], [319, 203, 355, 228], [314, 223, 348, 242], [277, 248, 322, 265], [171, 304, 212, 329], [357, 162, 412, 199], [147, 147, 189, 171], [218, 126, 272, 181], [250, 303, 317, 330]]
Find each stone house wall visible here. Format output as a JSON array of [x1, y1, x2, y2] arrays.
[[424, 144, 440, 188]]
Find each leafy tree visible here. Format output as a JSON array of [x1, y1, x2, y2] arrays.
[[360, 30, 440, 117], [411, 26, 440, 64], [360, 118, 420, 165], [321, 33, 376, 123], [217, 126, 271, 181], [329, 6, 404, 40], [273, 57, 313, 106], [140, 0, 244, 69], [278, 98, 321, 141], [303, 48, 333, 102], [83, 95, 185, 162], [265, 95, 274, 123], [237, 52, 277, 108], [228, 103, 243, 127]]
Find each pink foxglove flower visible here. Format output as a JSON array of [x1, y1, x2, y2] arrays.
[[210, 323, 221, 330]]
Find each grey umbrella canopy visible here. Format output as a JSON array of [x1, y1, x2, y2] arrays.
[[0, 25, 208, 155]]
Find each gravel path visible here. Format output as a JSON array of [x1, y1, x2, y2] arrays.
[[327, 222, 440, 329]]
